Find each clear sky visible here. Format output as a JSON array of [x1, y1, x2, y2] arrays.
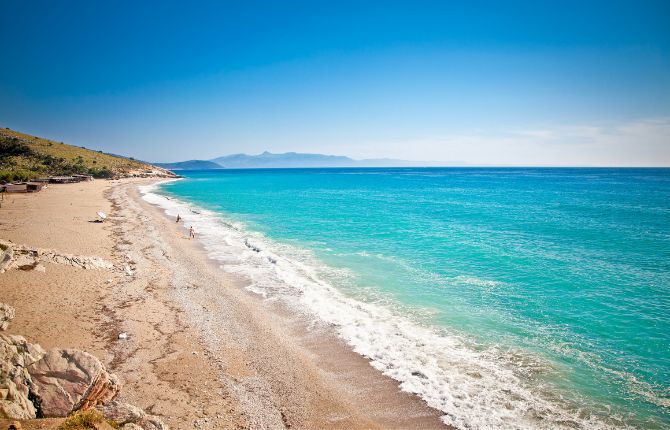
[[1, 0, 669, 166]]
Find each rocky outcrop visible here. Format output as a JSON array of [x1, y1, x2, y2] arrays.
[[1, 319, 120, 420], [0, 334, 45, 419], [0, 305, 168, 429], [28, 349, 120, 417], [0, 304, 15, 331], [0, 239, 114, 273]]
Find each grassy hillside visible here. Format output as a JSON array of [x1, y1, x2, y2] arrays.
[[0, 128, 173, 182]]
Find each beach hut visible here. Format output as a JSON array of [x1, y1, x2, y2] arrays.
[[4, 184, 28, 193], [25, 182, 44, 192], [49, 176, 76, 184]]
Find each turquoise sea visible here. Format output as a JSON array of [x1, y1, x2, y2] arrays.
[[143, 168, 670, 429]]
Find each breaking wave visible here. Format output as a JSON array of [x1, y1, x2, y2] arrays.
[[141, 182, 629, 430]]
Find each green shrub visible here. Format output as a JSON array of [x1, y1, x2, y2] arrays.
[[88, 167, 113, 178], [0, 137, 34, 158], [0, 169, 34, 183]]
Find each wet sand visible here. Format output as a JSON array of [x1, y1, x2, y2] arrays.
[[0, 179, 448, 429]]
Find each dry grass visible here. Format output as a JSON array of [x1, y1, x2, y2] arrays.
[[58, 409, 119, 429]]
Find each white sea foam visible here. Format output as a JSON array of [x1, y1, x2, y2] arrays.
[[140, 182, 627, 430], [453, 275, 508, 290]]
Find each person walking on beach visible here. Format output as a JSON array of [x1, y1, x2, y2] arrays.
[[189, 226, 195, 239], [176, 214, 181, 223]]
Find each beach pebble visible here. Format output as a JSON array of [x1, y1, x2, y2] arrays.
[[118, 332, 128, 340], [138, 415, 169, 430]]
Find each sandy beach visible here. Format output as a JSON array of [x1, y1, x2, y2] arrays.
[[0, 179, 446, 429]]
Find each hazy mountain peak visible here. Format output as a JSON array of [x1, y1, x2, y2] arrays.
[[155, 151, 440, 170], [209, 152, 432, 168]]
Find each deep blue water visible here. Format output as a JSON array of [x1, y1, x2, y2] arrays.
[[149, 168, 670, 429]]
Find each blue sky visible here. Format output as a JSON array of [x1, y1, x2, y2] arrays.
[[1, 0, 669, 165]]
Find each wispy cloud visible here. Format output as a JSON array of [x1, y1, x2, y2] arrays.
[[359, 117, 670, 166]]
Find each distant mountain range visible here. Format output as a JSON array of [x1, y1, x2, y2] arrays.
[[155, 151, 436, 170], [152, 159, 223, 170]]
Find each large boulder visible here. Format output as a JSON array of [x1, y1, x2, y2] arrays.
[[0, 243, 13, 273], [0, 304, 15, 331], [0, 334, 45, 419], [28, 349, 120, 417], [98, 401, 169, 430]]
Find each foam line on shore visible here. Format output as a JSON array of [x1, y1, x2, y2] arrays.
[[139, 182, 623, 430]]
